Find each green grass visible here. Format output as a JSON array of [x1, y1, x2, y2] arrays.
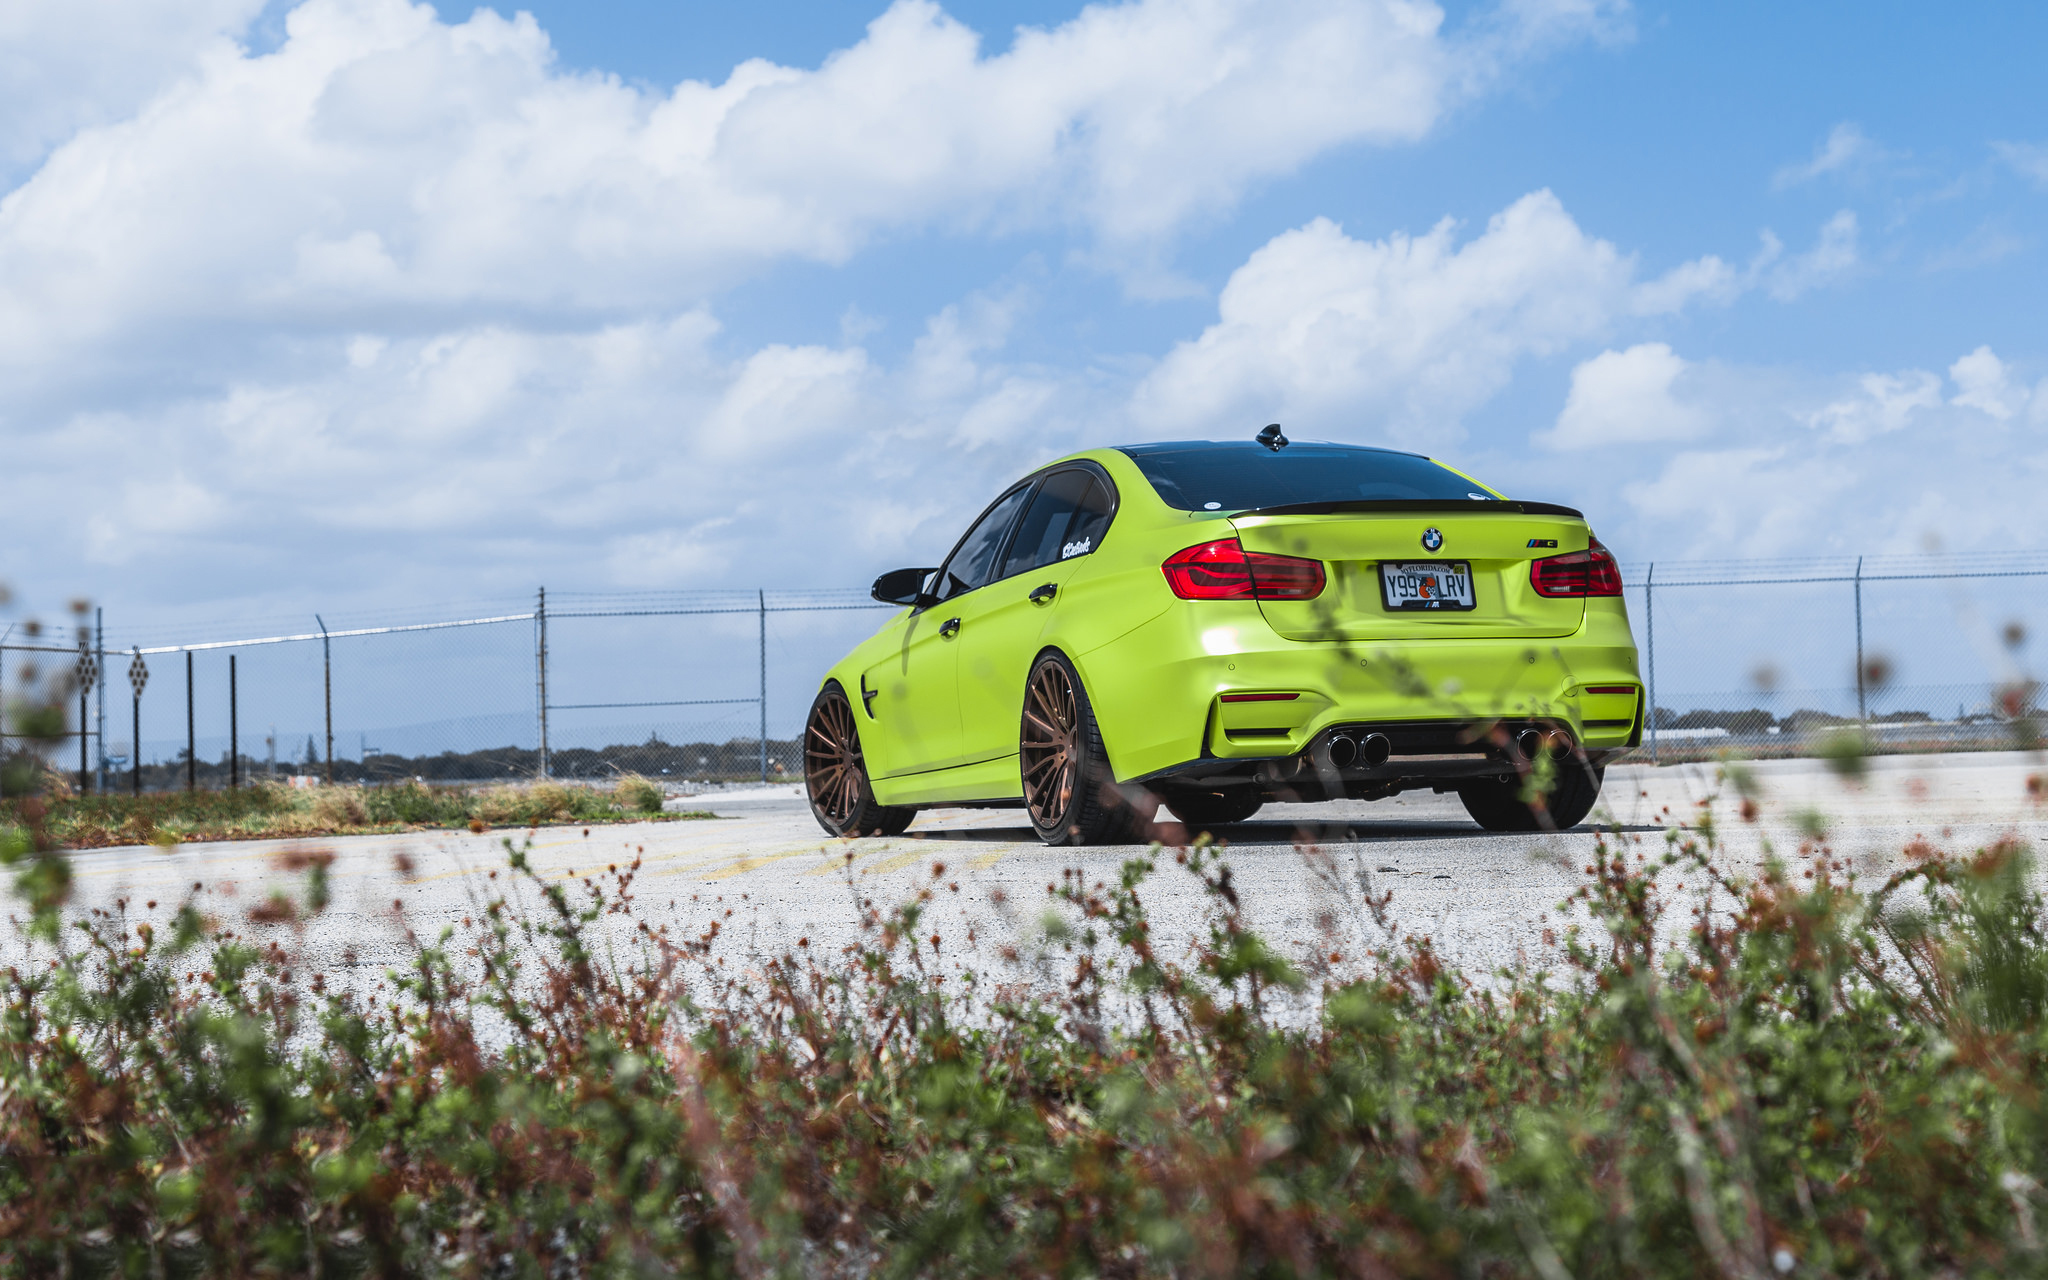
[[0, 775, 717, 848]]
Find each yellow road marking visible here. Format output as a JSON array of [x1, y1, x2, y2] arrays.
[[966, 845, 1025, 870], [697, 846, 836, 882]]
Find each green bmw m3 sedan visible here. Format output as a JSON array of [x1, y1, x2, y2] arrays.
[[804, 429, 1643, 845]]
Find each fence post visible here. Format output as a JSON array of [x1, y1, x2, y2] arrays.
[[130, 648, 143, 797], [76, 624, 94, 795], [185, 650, 195, 792], [96, 606, 108, 794], [536, 587, 549, 780], [1645, 562, 1658, 765], [1853, 556, 1866, 724], [317, 615, 333, 784], [229, 653, 239, 790], [758, 590, 767, 783]]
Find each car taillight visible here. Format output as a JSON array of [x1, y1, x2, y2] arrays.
[[1162, 538, 1325, 601], [1530, 536, 1624, 598]]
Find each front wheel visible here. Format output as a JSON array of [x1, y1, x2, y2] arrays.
[[1459, 762, 1604, 832], [804, 683, 915, 838], [1020, 653, 1138, 846]]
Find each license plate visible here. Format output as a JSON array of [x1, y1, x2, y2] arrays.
[[1379, 561, 1476, 611]]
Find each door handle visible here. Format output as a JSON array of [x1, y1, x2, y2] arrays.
[[939, 616, 961, 638], [1028, 582, 1058, 606]]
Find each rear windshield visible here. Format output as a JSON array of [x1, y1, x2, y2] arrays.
[[1119, 443, 1493, 512]]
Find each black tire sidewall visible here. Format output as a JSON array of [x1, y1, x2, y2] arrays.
[[1164, 787, 1264, 829], [805, 681, 914, 838], [1459, 761, 1604, 832], [1024, 652, 1126, 846]]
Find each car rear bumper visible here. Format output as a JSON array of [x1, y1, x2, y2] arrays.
[[1133, 715, 1631, 803], [1079, 596, 1641, 784]]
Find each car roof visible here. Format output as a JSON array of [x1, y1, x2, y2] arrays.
[[1112, 439, 1431, 460]]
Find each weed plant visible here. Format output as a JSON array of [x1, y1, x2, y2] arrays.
[[6, 775, 2048, 1276]]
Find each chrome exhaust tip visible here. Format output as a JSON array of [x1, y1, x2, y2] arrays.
[[1325, 734, 1359, 768], [1359, 732, 1391, 768], [1516, 728, 1545, 761]]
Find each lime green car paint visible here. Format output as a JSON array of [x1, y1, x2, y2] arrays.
[[820, 443, 1641, 812]]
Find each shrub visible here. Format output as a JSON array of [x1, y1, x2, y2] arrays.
[[309, 785, 369, 828], [2, 777, 710, 847], [363, 779, 444, 825], [6, 792, 2048, 1275], [616, 772, 665, 814]]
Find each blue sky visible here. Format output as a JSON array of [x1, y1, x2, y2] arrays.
[[508, 0, 2048, 373], [2, 0, 2045, 639]]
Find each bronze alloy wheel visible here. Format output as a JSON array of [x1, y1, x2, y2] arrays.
[[1019, 653, 1136, 845], [1020, 659, 1081, 831], [804, 683, 914, 838]]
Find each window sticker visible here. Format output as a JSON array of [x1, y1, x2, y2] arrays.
[[1061, 536, 1092, 559]]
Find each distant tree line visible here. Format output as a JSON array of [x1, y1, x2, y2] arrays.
[[1650, 706, 1935, 734]]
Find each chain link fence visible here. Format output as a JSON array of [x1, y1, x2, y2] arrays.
[[0, 592, 892, 792], [1623, 552, 2046, 762], [3, 552, 2042, 793]]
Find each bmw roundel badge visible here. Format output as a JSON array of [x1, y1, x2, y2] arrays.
[[1420, 527, 1444, 552]]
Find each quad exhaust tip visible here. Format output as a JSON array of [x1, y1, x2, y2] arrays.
[[1322, 732, 1392, 770], [1321, 727, 1561, 771], [1517, 727, 1574, 760]]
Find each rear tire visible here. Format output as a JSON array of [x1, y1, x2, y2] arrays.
[[804, 682, 915, 838], [1164, 787, 1264, 833], [1020, 653, 1137, 846], [1459, 762, 1604, 832]]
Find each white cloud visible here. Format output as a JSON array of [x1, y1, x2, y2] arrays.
[[1773, 122, 1877, 189], [1764, 210, 1858, 300], [1793, 345, 2034, 445], [0, 0, 1617, 389], [1803, 368, 1941, 443], [1131, 189, 1729, 439], [4, 292, 1111, 601], [1948, 345, 2028, 421], [1541, 343, 1705, 449], [1584, 344, 2048, 564], [1922, 223, 2028, 274], [1992, 140, 2048, 188], [1630, 253, 1740, 314], [1622, 446, 1848, 557], [0, 0, 1641, 611], [0, 0, 263, 177]]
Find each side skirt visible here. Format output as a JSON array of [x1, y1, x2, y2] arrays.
[[871, 753, 1025, 808]]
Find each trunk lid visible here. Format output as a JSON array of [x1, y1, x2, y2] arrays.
[[1230, 503, 1589, 642]]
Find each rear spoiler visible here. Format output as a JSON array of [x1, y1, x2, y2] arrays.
[[1237, 499, 1585, 519]]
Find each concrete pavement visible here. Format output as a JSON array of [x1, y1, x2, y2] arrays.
[[16, 751, 2046, 1004]]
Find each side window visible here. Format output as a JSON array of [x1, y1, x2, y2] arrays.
[[936, 485, 1032, 601], [1000, 470, 1094, 579], [1061, 476, 1114, 560]]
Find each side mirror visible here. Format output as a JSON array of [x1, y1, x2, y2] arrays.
[[872, 567, 938, 607]]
